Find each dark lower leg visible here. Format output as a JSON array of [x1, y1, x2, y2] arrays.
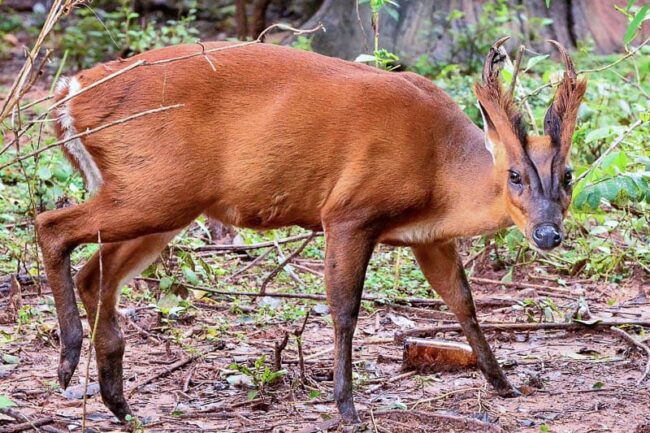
[[76, 232, 178, 421], [36, 213, 83, 389], [412, 242, 518, 396], [324, 224, 375, 423]]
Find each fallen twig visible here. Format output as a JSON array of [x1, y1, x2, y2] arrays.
[[0, 417, 55, 433], [225, 247, 273, 281], [181, 232, 322, 252], [181, 281, 513, 309], [470, 276, 571, 292], [395, 319, 650, 344], [609, 326, 650, 384], [128, 356, 197, 396], [259, 232, 316, 296], [274, 332, 290, 371], [294, 310, 311, 383]]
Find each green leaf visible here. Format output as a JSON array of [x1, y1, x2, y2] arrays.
[[592, 381, 605, 389], [37, 166, 52, 181], [182, 266, 199, 285], [540, 425, 550, 433], [584, 127, 612, 144], [624, 4, 649, 45], [525, 54, 548, 71], [159, 277, 173, 291], [157, 292, 180, 311], [0, 395, 15, 409], [586, 189, 601, 210], [544, 0, 552, 7]]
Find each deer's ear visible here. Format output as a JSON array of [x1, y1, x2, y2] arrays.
[[474, 37, 527, 161], [543, 40, 587, 159]]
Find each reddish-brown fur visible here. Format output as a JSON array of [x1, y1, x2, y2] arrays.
[[36, 40, 585, 424]]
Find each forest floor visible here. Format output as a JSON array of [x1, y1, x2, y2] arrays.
[[1, 248, 649, 433]]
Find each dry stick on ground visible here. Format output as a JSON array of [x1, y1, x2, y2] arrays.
[[185, 232, 322, 253], [609, 326, 650, 385], [128, 356, 197, 396], [81, 231, 103, 432], [294, 310, 311, 383], [226, 247, 273, 282], [0, 408, 55, 433], [179, 281, 514, 309], [274, 332, 290, 371], [395, 319, 650, 344], [259, 232, 317, 296], [0, 416, 55, 433], [469, 276, 576, 294]]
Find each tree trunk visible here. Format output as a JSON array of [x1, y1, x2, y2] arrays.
[[301, 0, 650, 62]]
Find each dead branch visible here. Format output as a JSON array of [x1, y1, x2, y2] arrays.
[[274, 332, 290, 371], [0, 0, 81, 122], [470, 276, 575, 293], [609, 326, 650, 385], [259, 232, 317, 296], [182, 232, 322, 252], [226, 247, 273, 282], [294, 310, 311, 383], [0, 416, 55, 433], [509, 44, 525, 95], [128, 356, 197, 396], [575, 116, 648, 183], [395, 319, 650, 344], [177, 281, 514, 310]]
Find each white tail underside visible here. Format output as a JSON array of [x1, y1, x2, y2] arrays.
[[56, 77, 103, 193]]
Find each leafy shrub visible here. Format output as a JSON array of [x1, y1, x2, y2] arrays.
[[59, 1, 200, 69]]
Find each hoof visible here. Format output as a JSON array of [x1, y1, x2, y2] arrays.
[[57, 357, 79, 389], [337, 400, 361, 424], [497, 386, 522, 398], [102, 393, 132, 422]]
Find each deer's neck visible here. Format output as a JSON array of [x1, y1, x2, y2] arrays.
[[437, 122, 513, 238]]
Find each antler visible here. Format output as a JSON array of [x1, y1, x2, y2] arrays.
[[482, 36, 511, 84], [544, 40, 587, 154], [475, 37, 528, 153]]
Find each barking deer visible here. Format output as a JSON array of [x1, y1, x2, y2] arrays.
[[37, 37, 586, 424]]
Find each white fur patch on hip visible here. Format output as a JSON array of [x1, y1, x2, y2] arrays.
[[56, 77, 103, 193]]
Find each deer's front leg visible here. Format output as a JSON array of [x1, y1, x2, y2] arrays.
[[411, 241, 519, 396], [324, 223, 375, 424]]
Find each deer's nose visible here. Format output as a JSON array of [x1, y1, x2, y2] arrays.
[[532, 224, 562, 250]]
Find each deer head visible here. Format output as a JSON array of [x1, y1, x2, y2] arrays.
[[474, 37, 587, 250]]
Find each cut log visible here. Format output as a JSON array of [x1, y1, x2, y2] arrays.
[[402, 338, 477, 373]]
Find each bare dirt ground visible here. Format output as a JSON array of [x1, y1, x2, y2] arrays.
[[1, 255, 650, 433]]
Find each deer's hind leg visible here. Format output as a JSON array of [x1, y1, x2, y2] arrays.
[[36, 190, 199, 421], [75, 230, 180, 420]]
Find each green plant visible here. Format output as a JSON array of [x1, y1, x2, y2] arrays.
[[229, 355, 287, 400], [60, 1, 199, 69]]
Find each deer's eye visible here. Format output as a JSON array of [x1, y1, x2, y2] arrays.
[[564, 170, 573, 186], [509, 170, 522, 186]]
